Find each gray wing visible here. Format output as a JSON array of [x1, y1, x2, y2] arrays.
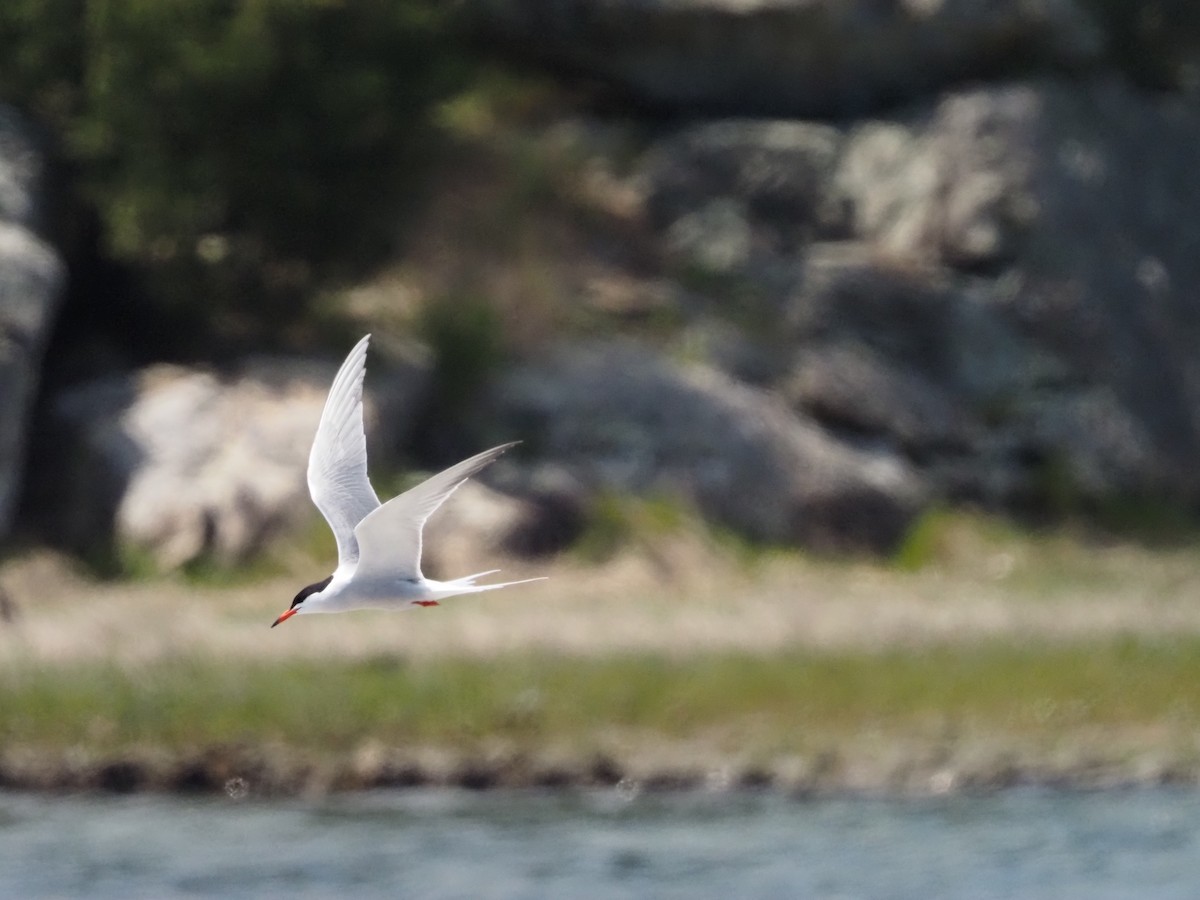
[[307, 334, 381, 569], [353, 442, 519, 582]]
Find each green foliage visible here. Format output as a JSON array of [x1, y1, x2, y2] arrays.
[[0, 0, 468, 322], [1082, 0, 1200, 90], [889, 507, 1025, 572], [573, 493, 632, 563], [1024, 452, 1200, 546], [1026, 452, 1084, 519], [573, 492, 690, 563], [420, 292, 506, 418], [1088, 495, 1200, 546], [0, 0, 85, 124], [179, 551, 287, 588], [890, 506, 952, 572]]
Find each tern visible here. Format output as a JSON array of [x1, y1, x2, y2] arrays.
[[272, 334, 544, 627]]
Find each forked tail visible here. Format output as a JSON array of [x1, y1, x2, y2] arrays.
[[436, 569, 548, 595]]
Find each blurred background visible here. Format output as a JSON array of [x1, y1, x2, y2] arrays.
[[5, 1, 1200, 896]]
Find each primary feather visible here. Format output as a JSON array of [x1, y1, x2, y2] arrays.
[[306, 334, 380, 568]]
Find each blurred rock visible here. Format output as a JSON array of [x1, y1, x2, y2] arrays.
[[466, 0, 1103, 116], [618, 76, 1200, 510], [41, 347, 431, 570], [774, 244, 1047, 503], [639, 120, 847, 267], [420, 478, 585, 577], [485, 340, 925, 552], [837, 85, 1045, 268], [785, 340, 973, 453], [0, 106, 65, 542], [0, 106, 53, 232], [665, 198, 755, 274], [22, 7, 1200, 561], [785, 242, 957, 366], [836, 79, 1200, 500]]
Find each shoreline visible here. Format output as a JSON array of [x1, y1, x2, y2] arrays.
[[4, 742, 1198, 799]]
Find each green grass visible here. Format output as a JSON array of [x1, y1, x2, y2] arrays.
[[572, 492, 691, 563], [890, 507, 1025, 572], [4, 638, 1200, 759]]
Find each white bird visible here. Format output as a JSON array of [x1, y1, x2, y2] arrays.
[[272, 334, 544, 627]]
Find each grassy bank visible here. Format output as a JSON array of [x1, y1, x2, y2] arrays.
[[4, 515, 1200, 793], [5, 639, 1199, 752], [3, 638, 1199, 793]]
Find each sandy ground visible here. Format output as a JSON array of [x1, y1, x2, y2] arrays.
[[4, 521, 1200, 667]]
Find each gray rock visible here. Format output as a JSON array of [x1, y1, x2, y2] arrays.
[[785, 340, 973, 453], [533, 74, 1200, 512], [0, 107, 66, 542], [466, 0, 1103, 116], [785, 242, 957, 371], [0, 106, 52, 232], [837, 79, 1200, 499], [640, 120, 847, 256], [783, 242, 1069, 406], [665, 198, 755, 273], [485, 340, 925, 551], [42, 347, 431, 570], [1020, 387, 1161, 498], [767, 242, 1070, 503], [837, 86, 1044, 268]]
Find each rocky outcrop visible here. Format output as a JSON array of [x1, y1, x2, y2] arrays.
[[0, 106, 66, 542], [467, 0, 1104, 116], [41, 347, 431, 570], [484, 340, 924, 551], [770, 242, 1050, 504], [618, 77, 1200, 511], [834, 79, 1200, 502], [18, 7, 1200, 565], [639, 120, 848, 272]]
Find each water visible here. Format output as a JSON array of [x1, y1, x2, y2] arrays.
[[2, 787, 1199, 898]]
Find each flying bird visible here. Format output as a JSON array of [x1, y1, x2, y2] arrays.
[[272, 334, 544, 627]]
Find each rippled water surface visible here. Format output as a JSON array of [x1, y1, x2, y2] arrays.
[[2, 787, 1199, 898]]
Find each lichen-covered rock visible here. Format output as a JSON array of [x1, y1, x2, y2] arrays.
[[639, 120, 847, 267], [836, 79, 1200, 499], [619, 77, 1200, 510], [485, 340, 925, 552], [41, 347, 431, 570], [785, 340, 973, 453]]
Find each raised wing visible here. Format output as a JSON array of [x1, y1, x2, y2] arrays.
[[352, 442, 519, 582], [307, 334, 381, 569]]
